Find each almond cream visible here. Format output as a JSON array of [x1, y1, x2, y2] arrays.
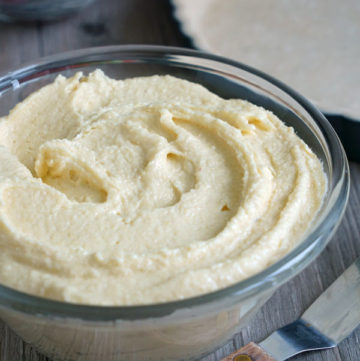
[[0, 70, 326, 305]]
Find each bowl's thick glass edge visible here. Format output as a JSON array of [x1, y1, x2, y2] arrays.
[[0, 45, 350, 321]]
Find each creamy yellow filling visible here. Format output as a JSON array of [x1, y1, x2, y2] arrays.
[[0, 70, 326, 305]]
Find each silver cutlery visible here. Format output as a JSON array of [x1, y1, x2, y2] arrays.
[[221, 257, 360, 361]]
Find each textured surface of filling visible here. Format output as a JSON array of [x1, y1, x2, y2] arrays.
[[0, 71, 326, 305]]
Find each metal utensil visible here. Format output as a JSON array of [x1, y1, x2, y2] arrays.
[[221, 257, 360, 361]]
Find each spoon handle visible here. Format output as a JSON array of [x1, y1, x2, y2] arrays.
[[219, 342, 276, 361]]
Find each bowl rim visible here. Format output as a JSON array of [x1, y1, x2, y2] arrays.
[[0, 44, 350, 321]]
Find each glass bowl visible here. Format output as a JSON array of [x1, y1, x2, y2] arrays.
[[0, 45, 349, 361]]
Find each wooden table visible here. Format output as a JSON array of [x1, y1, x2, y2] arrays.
[[0, 1, 359, 360]]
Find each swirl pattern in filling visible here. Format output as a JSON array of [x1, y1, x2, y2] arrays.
[[0, 71, 326, 305]]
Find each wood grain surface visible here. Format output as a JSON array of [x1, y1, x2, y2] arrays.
[[0, 1, 359, 360]]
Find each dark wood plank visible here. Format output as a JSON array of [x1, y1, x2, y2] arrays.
[[0, 1, 359, 360], [0, 0, 191, 74], [0, 22, 42, 71]]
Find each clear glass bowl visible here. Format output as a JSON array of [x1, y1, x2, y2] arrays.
[[0, 45, 349, 361], [0, 0, 94, 22]]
